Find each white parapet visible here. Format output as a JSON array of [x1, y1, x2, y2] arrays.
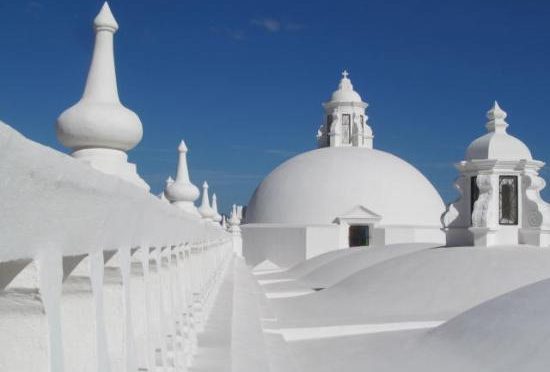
[[0, 122, 233, 372]]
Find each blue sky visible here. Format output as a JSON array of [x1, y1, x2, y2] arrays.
[[1, 0, 550, 214]]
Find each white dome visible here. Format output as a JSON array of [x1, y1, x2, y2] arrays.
[[246, 147, 445, 227], [466, 101, 532, 161], [330, 87, 362, 103], [466, 132, 532, 161], [328, 71, 363, 104]]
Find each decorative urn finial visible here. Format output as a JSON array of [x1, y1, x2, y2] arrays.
[[56, 2, 148, 190], [198, 181, 215, 221], [486, 101, 509, 133], [164, 140, 200, 216]]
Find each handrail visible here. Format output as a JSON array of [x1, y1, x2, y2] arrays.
[[0, 122, 233, 372]]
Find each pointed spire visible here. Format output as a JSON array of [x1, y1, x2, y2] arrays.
[[486, 101, 509, 133], [84, 3, 121, 103], [198, 181, 215, 220], [94, 2, 119, 32], [56, 3, 148, 190], [212, 193, 222, 223], [175, 140, 191, 183], [178, 139, 188, 152], [212, 192, 218, 209]]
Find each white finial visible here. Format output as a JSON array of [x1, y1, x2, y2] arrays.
[[56, 3, 148, 190], [229, 204, 240, 225], [198, 181, 215, 220], [164, 140, 200, 216], [94, 2, 119, 32], [228, 204, 242, 235], [175, 140, 192, 184], [338, 70, 353, 91], [166, 176, 174, 185], [178, 139, 188, 153], [221, 215, 227, 230], [212, 193, 222, 223], [486, 101, 509, 133]]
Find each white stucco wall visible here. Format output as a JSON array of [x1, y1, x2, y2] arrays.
[[242, 224, 307, 268], [243, 222, 445, 269], [305, 225, 341, 259], [243, 224, 344, 269]]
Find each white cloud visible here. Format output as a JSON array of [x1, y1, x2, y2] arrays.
[[251, 18, 282, 32], [210, 26, 246, 41]]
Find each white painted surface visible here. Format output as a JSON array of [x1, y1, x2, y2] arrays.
[[466, 102, 532, 161], [316, 71, 373, 149], [443, 102, 550, 247], [164, 140, 201, 216], [270, 245, 550, 328], [265, 321, 445, 342], [264, 289, 314, 299], [246, 147, 445, 227], [56, 3, 148, 190], [0, 121, 233, 372]]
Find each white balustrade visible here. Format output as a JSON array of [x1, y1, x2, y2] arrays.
[[0, 122, 234, 372]]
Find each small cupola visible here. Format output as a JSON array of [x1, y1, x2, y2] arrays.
[[316, 71, 373, 149], [466, 102, 532, 161], [443, 102, 550, 247]]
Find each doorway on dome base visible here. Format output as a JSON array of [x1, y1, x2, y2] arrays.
[[349, 225, 370, 247]]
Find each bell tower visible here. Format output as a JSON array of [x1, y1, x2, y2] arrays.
[[316, 71, 373, 149]]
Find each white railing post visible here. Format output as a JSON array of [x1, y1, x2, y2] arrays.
[[130, 246, 152, 371]]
